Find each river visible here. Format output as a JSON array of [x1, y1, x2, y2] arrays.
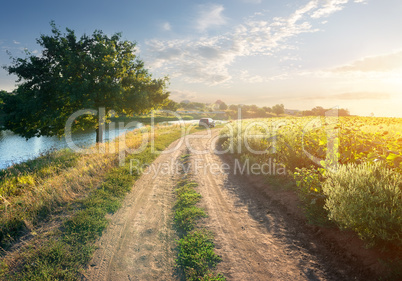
[[0, 122, 143, 170], [0, 119, 228, 170]]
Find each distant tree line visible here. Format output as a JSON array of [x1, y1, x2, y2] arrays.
[[301, 106, 350, 116], [161, 101, 350, 119]]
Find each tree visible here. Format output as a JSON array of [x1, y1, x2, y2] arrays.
[[338, 108, 350, 116], [311, 106, 326, 116], [263, 106, 272, 113], [0, 90, 8, 127], [3, 22, 169, 142], [250, 104, 258, 112], [0, 90, 7, 110], [255, 108, 266, 117], [272, 104, 285, 115], [162, 99, 179, 112], [219, 102, 228, 110], [229, 104, 238, 111]]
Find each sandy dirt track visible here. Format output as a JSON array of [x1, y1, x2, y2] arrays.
[[83, 129, 373, 281], [83, 136, 187, 281]]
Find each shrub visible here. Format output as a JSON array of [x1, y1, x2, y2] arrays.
[[292, 167, 330, 226], [323, 162, 402, 248]]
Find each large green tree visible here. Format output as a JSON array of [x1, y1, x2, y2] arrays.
[[3, 22, 169, 142]]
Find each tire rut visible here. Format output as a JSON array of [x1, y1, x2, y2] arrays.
[[187, 130, 355, 280], [83, 138, 186, 281]]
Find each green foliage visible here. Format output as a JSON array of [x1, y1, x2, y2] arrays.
[[0, 90, 8, 126], [177, 230, 225, 281], [0, 149, 78, 198], [175, 206, 207, 233], [220, 116, 402, 249], [3, 21, 169, 141], [175, 189, 202, 210], [219, 102, 228, 110], [162, 99, 179, 112], [174, 180, 206, 233], [272, 103, 285, 115], [302, 106, 350, 116], [292, 167, 331, 226], [323, 162, 402, 248]]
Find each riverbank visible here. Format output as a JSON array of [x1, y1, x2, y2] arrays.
[[0, 124, 205, 280], [0, 113, 227, 170]]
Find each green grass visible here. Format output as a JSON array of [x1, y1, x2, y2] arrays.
[[173, 153, 225, 281], [177, 230, 225, 281], [0, 149, 81, 248], [0, 149, 80, 198], [0, 124, 204, 280]]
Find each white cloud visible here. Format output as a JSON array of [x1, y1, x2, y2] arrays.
[[162, 22, 171, 31], [170, 89, 197, 101], [13, 40, 20, 44], [311, 0, 349, 19], [146, 36, 238, 85], [145, 0, 364, 85], [332, 51, 402, 72], [301, 92, 391, 100], [241, 0, 262, 3], [196, 4, 227, 32], [239, 70, 288, 83], [240, 70, 265, 83]]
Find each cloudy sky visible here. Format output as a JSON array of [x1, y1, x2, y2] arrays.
[[1, 0, 401, 117]]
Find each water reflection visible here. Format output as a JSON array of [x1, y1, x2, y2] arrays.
[[0, 122, 143, 170]]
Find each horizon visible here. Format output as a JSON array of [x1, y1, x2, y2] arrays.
[[1, 0, 401, 117]]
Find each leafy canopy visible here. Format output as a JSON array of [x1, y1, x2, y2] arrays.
[[2, 22, 169, 140]]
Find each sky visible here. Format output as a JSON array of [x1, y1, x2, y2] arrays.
[[1, 0, 401, 117]]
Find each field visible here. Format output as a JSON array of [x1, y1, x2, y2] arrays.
[[219, 116, 402, 249]]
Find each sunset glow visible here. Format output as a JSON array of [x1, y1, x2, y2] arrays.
[[1, 0, 401, 116]]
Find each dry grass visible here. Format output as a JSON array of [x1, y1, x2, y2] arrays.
[[0, 125, 164, 248], [0, 124, 200, 279]]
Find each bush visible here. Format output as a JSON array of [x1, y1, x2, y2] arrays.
[[323, 162, 402, 248], [293, 167, 330, 226]]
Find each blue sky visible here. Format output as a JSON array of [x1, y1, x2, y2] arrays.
[[1, 0, 402, 117]]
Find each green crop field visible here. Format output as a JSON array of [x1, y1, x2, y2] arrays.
[[219, 116, 402, 249]]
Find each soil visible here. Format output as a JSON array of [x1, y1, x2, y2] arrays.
[[83, 129, 389, 280]]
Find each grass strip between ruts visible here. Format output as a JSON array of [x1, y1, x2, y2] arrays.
[[173, 153, 226, 281]]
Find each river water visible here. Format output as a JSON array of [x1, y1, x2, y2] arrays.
[[0, 122, 143, 170], [0, 119, 227, 170]]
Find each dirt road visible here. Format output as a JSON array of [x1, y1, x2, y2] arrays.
[[83, 137, 187, 281], [84, 129, 371, 281]]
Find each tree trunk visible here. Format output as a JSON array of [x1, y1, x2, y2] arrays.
[[96, 125, 103, 143]]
